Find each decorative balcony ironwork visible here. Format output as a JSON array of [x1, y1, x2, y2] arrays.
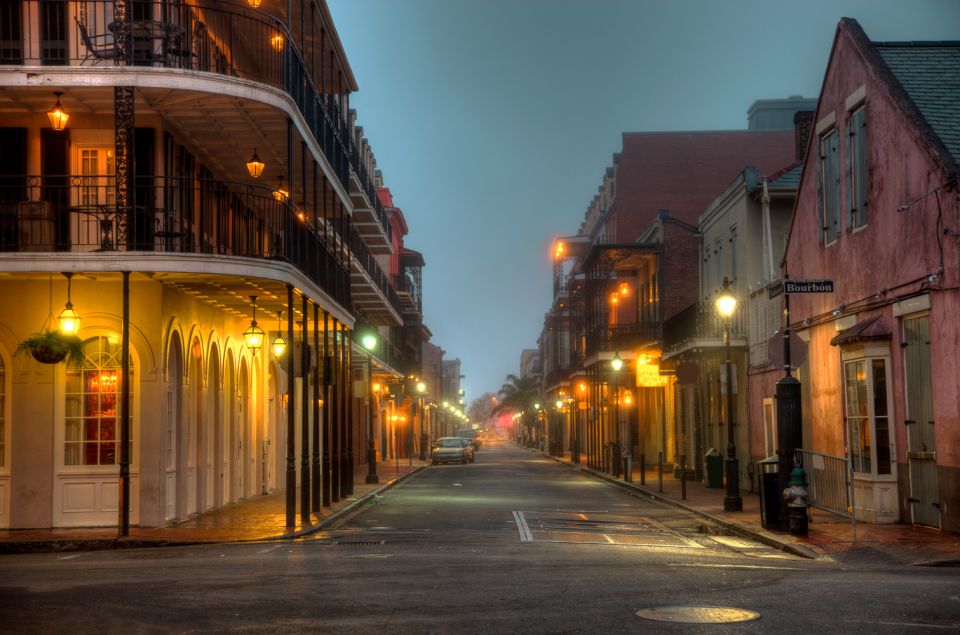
[[584, 322, 661, 357], [0, 174, 351, 308], [1, 1, 353, 189], [662, 302, 747, 353], [348, 225, 403, 317]]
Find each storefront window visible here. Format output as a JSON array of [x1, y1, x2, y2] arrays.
[[843, 354, 891, 476], [64, 337, 132, 466]]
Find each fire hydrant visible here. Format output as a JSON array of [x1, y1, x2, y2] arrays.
[[782, 465, 809, 536]]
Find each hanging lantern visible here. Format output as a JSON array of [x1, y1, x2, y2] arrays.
[[247, 0, 263, 7], [246, 148, 265, 178], [272, 310, 287, 358], [58, 272, 80, 334], [273, 176, 289, 202], [47, 92, 70, 131], [270, 33, 285, 52], [243, 295, 265, 354]]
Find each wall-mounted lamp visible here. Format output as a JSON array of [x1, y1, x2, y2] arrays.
[[271, 32, 285, 52], [47, 92, 70, 131]]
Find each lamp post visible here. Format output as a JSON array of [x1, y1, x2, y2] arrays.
[[417, 381, 427, 460], [610, 352, 623, 477], [716, 277, 742, 511], [361, 332, 379, 484]]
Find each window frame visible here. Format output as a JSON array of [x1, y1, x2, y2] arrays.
[[841, 343, 894, 478]]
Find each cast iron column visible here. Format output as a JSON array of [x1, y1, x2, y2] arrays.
[[776, 284, 803, 530], [312, 304, 321, 512], [300, 295, 310, 525], [119, 271, 130, 536], [285, 285, 296, 528], [365, 353, 379, 483]]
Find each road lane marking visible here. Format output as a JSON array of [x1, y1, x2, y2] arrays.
[[257, 545, 282, 554], [668, 563, 806, 571], [513, 511, 533, 542], [57, 552, 91, 560]]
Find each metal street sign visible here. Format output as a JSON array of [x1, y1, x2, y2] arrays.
[[768, 279, 833, 298]]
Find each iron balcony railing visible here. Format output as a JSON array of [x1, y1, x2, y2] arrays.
[[0, 0, 352, 188], [348, 138, 391, 241], [584, 322, 660, 357], [0, 173, 351, 308], [348, 224, 403, 317], [662, 301, 746, 351], [353, 319, 406, 372]]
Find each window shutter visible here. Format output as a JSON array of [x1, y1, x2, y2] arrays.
[[845, 125, 853, 230], [857, 109, 868, 226], [830, 131, 841, 241], [817, 140, 826, 244]]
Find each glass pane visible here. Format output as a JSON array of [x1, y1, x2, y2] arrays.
[[872, 359, 887, 417], [876, 417, 891, 475], [64, 442, 81, 465], [100, 442, 116, 465], [857, 418, 871, 474], [65, 419, 81, 442]]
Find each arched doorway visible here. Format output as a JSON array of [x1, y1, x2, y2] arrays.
[[224, 351, 237, 504], [165, 333, 182, 521], [207, 345, 221, 509], [238, 359, 250, 499], [185, 338, 203, 515]]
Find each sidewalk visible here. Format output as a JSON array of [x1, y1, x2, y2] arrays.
[[0, 459, 427, 553], [550, 450, 960, 566]]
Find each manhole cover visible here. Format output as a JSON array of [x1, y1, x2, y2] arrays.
[[636, 606, 760, 623]]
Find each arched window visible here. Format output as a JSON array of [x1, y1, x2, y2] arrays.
[[64, 336, 134, 466]]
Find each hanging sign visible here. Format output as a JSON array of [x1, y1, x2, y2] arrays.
[[636, 363, 670, 387]]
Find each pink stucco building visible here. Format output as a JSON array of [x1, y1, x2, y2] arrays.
[[783, 19, 960, 530]]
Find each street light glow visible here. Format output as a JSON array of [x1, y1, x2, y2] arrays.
[[610, 353, 623, 372], [716, 277, 737, 317]]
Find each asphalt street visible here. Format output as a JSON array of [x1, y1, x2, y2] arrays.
[[2, 441, 959, 633]]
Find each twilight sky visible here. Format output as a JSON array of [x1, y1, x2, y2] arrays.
[[327, 0, 960, 402]]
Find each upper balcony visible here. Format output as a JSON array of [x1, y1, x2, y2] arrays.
[[348, 128, 391, 254], [0, 173, 351, 309], [0, 1, 354, 192], [348, 225, 403, 325], [661, 301, 747, 359]]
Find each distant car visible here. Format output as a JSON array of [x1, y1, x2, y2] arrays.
[[458, 428, 481, 450], [459, 437, 475, 463], [432, 437, 471, 465]]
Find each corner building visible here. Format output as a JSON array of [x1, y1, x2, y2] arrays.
[[0, 1, 403, 529]]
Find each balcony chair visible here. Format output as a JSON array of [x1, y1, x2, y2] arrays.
[[75, 17, 116, 63]]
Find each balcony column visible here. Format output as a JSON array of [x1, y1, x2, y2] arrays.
[[113, 0, 134, 246], [300, 294, 311, 525], [322, 312, 332, 507], [343, 325, 354, 496], [312, 303, 321, 512], [285, 284, 296, 528], [330, 317, 341, 503]]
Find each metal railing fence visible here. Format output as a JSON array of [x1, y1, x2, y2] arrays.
[[796, 448, 857, 541]]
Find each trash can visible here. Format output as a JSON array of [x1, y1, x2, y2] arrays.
[[758, 454, 780, 529], [704, 448, 723, 488]]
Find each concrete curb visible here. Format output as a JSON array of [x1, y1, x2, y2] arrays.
[[542, 451, 820, 560]]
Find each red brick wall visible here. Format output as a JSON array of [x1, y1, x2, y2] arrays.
[[659, 220, 700, 320]]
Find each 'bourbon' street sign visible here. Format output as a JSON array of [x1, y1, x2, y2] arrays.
[[768, 279, 834, 298]]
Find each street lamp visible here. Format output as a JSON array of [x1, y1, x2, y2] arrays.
[[417, 380, 427, 460], [716, 277, 742, 511], [610, 352, 623, 477], [361, 332, 379, 484]]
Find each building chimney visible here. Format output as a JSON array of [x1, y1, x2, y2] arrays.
[[794, 110, 814, 162]]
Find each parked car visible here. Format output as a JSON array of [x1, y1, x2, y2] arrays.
[[459, 437, 476, 463], [458, 428, 481, 450], [432, 437, 472, 465]]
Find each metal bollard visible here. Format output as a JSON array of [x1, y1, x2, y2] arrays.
[[680, 454, 687, 500], [658, 451, 663, 493], [640, 453, 646, 485]]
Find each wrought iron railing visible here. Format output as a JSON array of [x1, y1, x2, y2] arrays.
[[348, 138, 391, 241], [348, 224, 403, 317], [0, 1, 352, 188], [584, 322, 660, 357], [662, 302, 746, 351], [0, 174, 351, 307]]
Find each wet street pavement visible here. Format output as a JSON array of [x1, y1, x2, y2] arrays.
[[2, 441, 960, 633]]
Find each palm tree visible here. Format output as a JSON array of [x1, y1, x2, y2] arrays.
[[492, 374, 541, 445]]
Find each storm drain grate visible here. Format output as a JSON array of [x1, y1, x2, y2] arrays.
[[335, 540, 386, 546], [340, 553, 393, 560]]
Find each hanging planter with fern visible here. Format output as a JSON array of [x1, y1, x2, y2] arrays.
[[16, 330, 85, 365]]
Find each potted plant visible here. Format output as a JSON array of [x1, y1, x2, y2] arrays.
[[16, 330, 85, 365]]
